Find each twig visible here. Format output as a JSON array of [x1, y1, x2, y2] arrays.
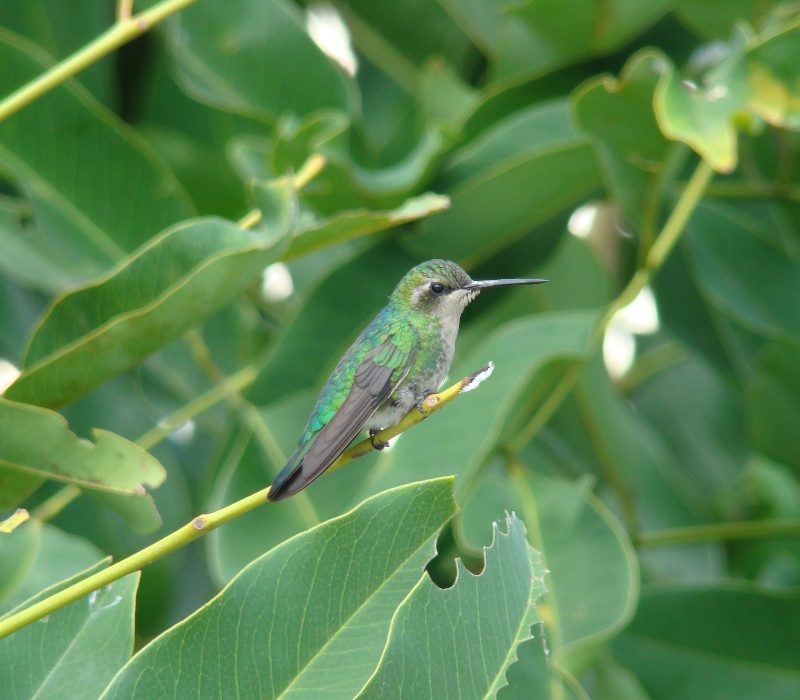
[[0, 0, 197, 123], [0, 363, 494, 639]]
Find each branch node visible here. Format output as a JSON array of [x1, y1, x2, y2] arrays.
[[192, 516, 207, 530]]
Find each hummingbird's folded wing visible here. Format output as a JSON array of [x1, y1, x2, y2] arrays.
[[267, 338, 418, 501]]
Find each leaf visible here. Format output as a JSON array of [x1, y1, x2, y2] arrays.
[[5, 217, 289, 408], [684, 200, 800, 342], [673, 0, 763, 40], [0, 30, 192, 288], [0, 521, 102, 614], [613, 583, 800, 699], [362, 311, 598, 498], [169, 0, 353, 121], [748, 339, 800, 473], [102, 478, 457, 699], [0, 398, 165, 496], [450, 0, 669, 82], [405, 100, 601, 264], [462, 473, 639, 671], [655, 19, 800, 172], [572, 50, 674, 228], [284, 192, 450, 261], [355, 515, 545, 699], [0, 561, 139, 700]]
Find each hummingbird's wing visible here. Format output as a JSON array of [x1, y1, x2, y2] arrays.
[[267, 337, 418, 501]]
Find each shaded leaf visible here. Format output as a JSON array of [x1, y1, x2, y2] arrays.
[[462, 472, 638, 671], [684, 200, 800, 342], [0, 561, 138, 700], [284, 192, 450, 261], [356, 515, 545, 699], [0, 398, 165, 496], [6, 217, 288, 408], [0, 521, 102, 614], [405, 100, 601, 264], [613, 583, 800, 699], [102, 478, 457, 699], [169, 0, 353, 121], [0, 30, 192, 286]]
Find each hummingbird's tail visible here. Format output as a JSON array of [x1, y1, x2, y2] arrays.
[[267, 445, 310, 502]]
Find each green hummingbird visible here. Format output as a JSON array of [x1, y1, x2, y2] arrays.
[[267, 259, 547, 501]]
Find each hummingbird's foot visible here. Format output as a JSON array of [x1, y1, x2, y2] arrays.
[[369, 429, 389, 451]]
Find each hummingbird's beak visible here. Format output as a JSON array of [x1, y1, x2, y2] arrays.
[[462, 277, 548, 291]]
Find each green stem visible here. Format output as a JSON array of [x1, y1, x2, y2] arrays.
[[30, 485, 82, 522], [635, 519, 800, 547], [0, 364, 490, 639], [508, 159, 714, 457], [0, 0, 197, 123], [135, 365, 259, 452], [0, 487, 270, 640]]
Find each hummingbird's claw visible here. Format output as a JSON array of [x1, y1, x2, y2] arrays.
[[369, 429, 389, 451]]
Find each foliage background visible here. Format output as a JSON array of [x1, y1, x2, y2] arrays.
[[2, 0, 800, 697]]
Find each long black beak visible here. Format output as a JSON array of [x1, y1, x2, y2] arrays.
[[462, 278, 548, 290]]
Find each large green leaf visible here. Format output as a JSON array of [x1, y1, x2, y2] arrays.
[[446, 0, 668, 82], [0, 30, 192, 289], [0, 521, 102, 614], [405, 100, 601, 264], [284, 192, 450, 261], [655, 19, 800, 172], [356, 515, 545, 699], [362, 311, 598, 498], [0, 398, 165, 499], [462, 472, 639, 673], [613, 583, 800, 699], [102, 478, 457, 699], [748, 339, 800, 473], [684, 200, 800, 343], [6, 217, 288, 408], [169, 0, 353, 121], [0, 561, 139, 700], [572, 50, 674, 229]]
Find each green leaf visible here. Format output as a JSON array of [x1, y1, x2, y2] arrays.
[[572, 50, 674, 228], [613, 583, 800, 699], [405, 100, 601, 264], [0, 398, 165, 496], [102, 478, 457, 699], [684, 200, 800, 342], [355, 515, 545, 699], [0, 562, 139, 700], [169, 0, 353, 121], [284, 192, 450, 261], [0, 30, 192, 288], [363, 311, 598, 498], [6, 217, 288, 408], [748, 339, 800, 473], [462, 473, 639, 672], [452, 0, 669, 82], [0, 521, 102, 614], [655, 19, 800, 172], [673, 0, 764, 40]]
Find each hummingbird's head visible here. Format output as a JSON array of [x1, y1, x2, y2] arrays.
[[390, 259, 548, 319]]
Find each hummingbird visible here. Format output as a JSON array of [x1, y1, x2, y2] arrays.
[[267, 259, 547, 501]]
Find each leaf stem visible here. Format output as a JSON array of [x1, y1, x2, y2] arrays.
[[507, 159, 714, 456], [0, 364, 490, 639], [135, 365, 259, 452], [635, 519, 800, 547], [0, 0, 197, 123]]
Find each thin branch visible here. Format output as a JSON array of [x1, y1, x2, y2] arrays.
[[0, 0, 197, 123], [506, 159, 715, 458], [0, 363, 494, 639], [635, 519, 800, 547]]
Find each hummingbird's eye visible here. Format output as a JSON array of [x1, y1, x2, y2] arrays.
[[430, 282, 445, 295]]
